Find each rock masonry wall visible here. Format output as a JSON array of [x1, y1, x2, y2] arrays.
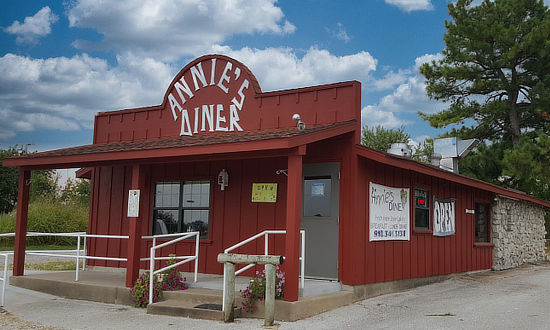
[[492, 196, 547, 270]]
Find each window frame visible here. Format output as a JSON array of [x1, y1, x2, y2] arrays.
[[413, 187, 431, 233], [474, 202, 490, 243], [152, 180, 213, 240]]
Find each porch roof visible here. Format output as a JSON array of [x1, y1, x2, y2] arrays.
[[2, 121, 356, 170], [356, 144, 550, 208]]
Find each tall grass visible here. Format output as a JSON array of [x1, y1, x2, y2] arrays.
[[0, 197, 88, 247]]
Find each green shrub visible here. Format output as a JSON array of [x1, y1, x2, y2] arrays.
[[0, 197, 88, 247]]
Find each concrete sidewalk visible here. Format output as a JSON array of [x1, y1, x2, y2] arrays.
[[2, 262, 550, 329]]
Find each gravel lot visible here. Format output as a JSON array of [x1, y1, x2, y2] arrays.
[[1, 262, 550, 329]]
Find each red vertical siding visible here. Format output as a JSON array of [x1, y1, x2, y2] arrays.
[[355, 158, 493, 286]]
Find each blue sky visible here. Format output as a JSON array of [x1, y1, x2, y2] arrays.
[[1, 0, 534, 153]]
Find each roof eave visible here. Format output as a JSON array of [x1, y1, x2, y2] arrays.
[[355, 145, 550, 208]]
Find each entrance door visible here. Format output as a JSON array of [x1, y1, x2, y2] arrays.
[[301, 162, 339, 280]]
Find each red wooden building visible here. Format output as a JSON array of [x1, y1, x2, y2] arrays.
[[5, 54, 550, 303]]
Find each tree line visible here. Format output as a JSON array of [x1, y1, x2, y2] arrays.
[[365, 0, 549, 204]]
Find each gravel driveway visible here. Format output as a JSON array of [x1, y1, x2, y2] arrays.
[[1, 262, 549, 329]]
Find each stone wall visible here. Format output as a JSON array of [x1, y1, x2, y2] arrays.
[[492, 196, 547, 270]]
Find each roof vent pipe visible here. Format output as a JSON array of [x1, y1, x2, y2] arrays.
[[430, 152, 442, 166], [387, 143, 412, 157]]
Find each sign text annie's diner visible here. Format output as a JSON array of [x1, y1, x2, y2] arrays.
[[167, 57, 250, 136]]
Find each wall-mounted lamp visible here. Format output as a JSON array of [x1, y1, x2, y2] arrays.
[[292, 114, 306, 131], [218, 169, 229, 191]]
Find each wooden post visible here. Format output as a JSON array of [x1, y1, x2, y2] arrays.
[[223, 262, 235, 322], [264, 263, 276, 326], [13, 169, 30, 276], [126, 165, 144, 287], [284, 147, 304, 302], [217, 253, 283, 324]]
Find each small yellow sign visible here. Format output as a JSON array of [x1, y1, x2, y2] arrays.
[[252, 183, 278, 203]]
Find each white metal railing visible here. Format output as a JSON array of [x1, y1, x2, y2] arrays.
[[148, 231, 200, 305], [0, 231, 200, 306], [0, 253, 9, 306], [222, 230, 305, 311]]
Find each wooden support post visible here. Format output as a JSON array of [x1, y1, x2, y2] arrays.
[[284, 147, 304, 302], [13, 169, 30, 276], [126, 165, 144, 287], [223, 262, 235, 322], [264, 263, 276, 326], [218, 253, 283, 324]]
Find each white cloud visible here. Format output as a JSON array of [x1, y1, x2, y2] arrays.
[[326, 22, 351, 43], [414, 53, 444, 68], [3, 6, 58, 44], [385, 0, 434, 12], [361, 106, 411, 129], [363, 53, 447, 129], [369, 69, 412, 91], [67, 0, 295, 61], [211, 46, 377, 91], [373, 75, 437, 113], [0, 46, 378, 140], [0, 53, 174, 140]]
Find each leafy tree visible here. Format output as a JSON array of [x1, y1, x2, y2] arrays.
[[502, 130, 550, 201], [412, 138, 434, 163], [29, 170, 57, 202], [420, 0, 550, 145], [362, 125, 435, 162], [0, 147, 20, 214], [459, 141, 508, 186], [361, 125, 410, 151], [60, 178, 91, 205], [0, 146, 58, 213]]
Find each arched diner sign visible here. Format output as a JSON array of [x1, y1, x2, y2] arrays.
[[163, 55, 261, 137]]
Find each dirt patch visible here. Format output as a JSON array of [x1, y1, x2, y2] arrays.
[[0, 308, 61, 330]]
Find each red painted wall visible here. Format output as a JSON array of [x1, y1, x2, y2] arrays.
[[87, 135, 350, 275], [86, 54, 493, 287], [92, 55, 361, 144], [338, 157, 493, 286]]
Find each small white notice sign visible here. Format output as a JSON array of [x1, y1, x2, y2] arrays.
[[128, 190, 140, 217]]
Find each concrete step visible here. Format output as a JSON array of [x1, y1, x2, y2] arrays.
[[147, 287, 241, 321], [147, 299, 241, 321], [162, 287, 223, 305]]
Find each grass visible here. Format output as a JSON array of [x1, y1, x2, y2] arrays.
[[0, 245, 77, 251], [0, 197, 88, 246], [27, 261, 77, 271], [0, 261, 77, 271]]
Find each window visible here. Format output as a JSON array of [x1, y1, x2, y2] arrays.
[[475, 203, 490, 242], [303, 176, 332, 217], [414, 188, 430, 230], [153, 181, 210, 239]]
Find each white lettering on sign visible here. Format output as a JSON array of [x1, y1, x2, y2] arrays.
[[168, 59, 250, 136], [369, 182, 410, 241]]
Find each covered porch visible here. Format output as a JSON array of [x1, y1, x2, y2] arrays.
[[2, 121, 357, 303], [9, 268, 351, 321]]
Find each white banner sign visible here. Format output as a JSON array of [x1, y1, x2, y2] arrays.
[[433, 198, 455, 236], [369, 182, 410, 241]]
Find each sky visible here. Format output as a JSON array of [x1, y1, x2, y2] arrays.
[[2, 0, 548, 155]]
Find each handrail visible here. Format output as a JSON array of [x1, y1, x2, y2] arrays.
[[0, 231, 201, 307], [221, 229, 305, 311], [0, 253, 9, 306], [148, 231, 200, 305]]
